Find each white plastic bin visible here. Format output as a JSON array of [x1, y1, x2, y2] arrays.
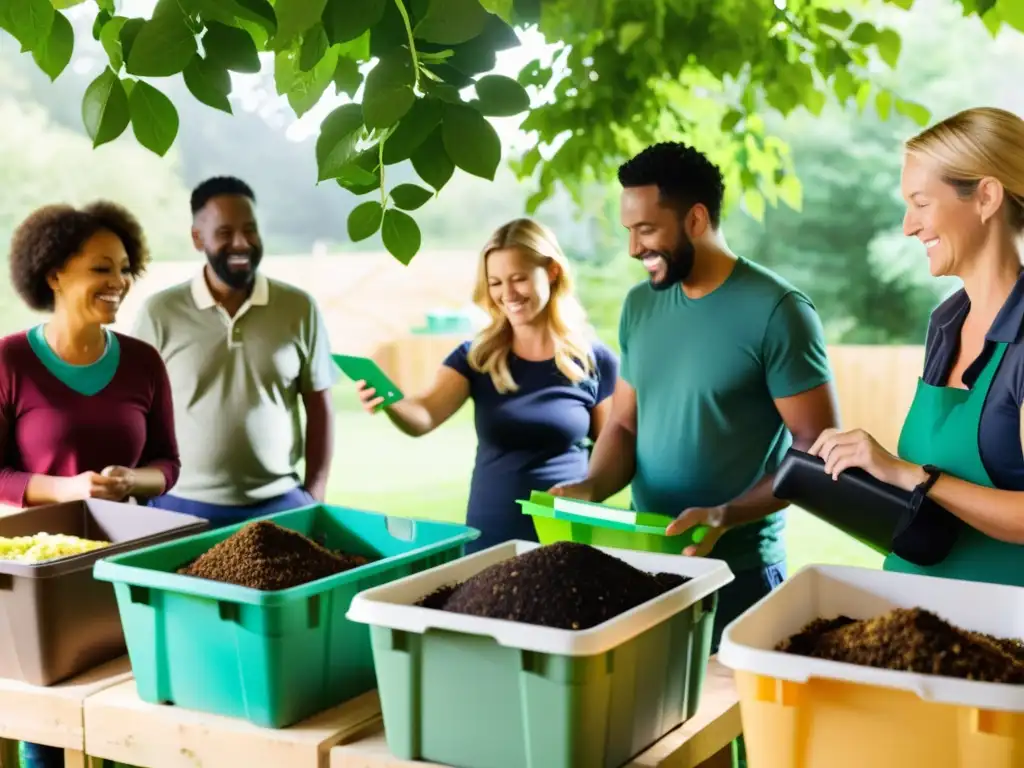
[[719, 564, 1024, 768], [347, 540, 734, 768]]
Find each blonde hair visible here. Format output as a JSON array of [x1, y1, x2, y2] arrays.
[[905, 107, 1024, 233], [467, 218, 595, 394]]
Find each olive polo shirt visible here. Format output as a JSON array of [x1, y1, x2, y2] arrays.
[[131, 270, 338, 506], [920, 271, 1024, 490]]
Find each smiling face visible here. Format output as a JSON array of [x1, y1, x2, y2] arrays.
[[901, 152, 991, 278], [48, 229, 132, 326], [485, 246, 554, 327], [620, 184, 695, 290], [192, 194, 263, 290]]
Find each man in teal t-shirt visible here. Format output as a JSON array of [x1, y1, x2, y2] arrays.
[[553, 141, 839, 648]]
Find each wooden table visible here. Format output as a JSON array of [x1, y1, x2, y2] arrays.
[[84, 685, 382, 768], [0, 656, 133, 768], [329, 658, 740, 768]]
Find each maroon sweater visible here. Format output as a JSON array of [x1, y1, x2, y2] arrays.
[[0, 330, 181, 506]]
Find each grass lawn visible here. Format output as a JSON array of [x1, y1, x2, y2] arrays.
[[325, 391, 884, 576]]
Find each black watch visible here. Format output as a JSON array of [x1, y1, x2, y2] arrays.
[[909, 464, 942, 512]]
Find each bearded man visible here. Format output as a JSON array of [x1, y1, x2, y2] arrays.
[[552, 142, 839, 649], [132, 176, 337, 525]]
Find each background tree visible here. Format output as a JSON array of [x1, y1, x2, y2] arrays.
[[4, 0, 1019, 263]]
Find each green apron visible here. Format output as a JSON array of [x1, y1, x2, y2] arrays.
[[884, 341, 1024, 585]]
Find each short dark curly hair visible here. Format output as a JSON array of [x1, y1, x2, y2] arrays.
[[617, 142, 726, 228], [9, 201, 150, 312], [190, 176, 256, 215]]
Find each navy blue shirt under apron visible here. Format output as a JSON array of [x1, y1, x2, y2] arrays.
[[922, 270, 1024, 490], [444, 340, 618, 553]]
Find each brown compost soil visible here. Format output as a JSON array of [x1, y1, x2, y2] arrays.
[[416, 541, 690, 630], [178, 520, 372, 591], [776, 607, 1024, 683]]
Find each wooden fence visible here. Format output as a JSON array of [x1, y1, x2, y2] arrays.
[[376, 339, 927, 453]]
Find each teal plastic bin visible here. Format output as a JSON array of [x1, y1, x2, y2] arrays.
[[92, 505, 479, 728], [519, 491, 708, 554]]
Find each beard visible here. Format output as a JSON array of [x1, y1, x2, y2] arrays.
[[644, 234, 695, 292], [206, 243, 263, 290]]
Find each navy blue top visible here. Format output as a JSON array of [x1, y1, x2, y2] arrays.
[[923, 270, 1024, 490], [444, 339, 619, 553]]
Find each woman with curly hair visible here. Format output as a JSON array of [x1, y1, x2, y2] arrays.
[[0, 201, 181, 767]]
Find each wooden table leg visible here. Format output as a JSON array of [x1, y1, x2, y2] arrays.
[[0, 738, 19, 768], [696, 743, 734, 768]]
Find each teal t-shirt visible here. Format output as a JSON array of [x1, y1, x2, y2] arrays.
[[619, 256, 832, 572], [27, 324, 120, 396]]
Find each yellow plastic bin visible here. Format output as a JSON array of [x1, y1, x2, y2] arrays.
[[718, 564, 1024, 768]]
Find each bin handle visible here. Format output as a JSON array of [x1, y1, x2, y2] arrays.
[[386, 517, 416, 542]]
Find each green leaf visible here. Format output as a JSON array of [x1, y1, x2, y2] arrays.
[[382, 97, 443, 164], [833, 68, 857, 103], [299, 23, 329, 71], [381, 209, 421, 264], [334, 165, 378, 188], [804, 88, 827, 116], [815, 9, 852, 29], [976, 0, 999, 14], [272, 0, 326, 50], [474, 74, 529, 116], [415, 0, 489, 45], [99, 16, 128, 71], [97, 0, 116, 11], [337, 29, 370, 60], [876, 89, 893, 120], [275, 42, 339, 117], [234, 0, 277, 36], [51, 0, 88, 7], [128, 81, 179, 156], [183, 55, 232, 113], [333, 56, 362, 97], [125, 0, 197, 77], [363, 53, 416, 129], [390, 183, 433, 211], [442, 103, 500, 180], [999, 0, 1024, 32], [720, 109, 742, 132], [412, 127, 455, 190], [31, 10, 73, 80], [884, 0, 914, 8], [348, 201, 384, 242], [855, 81, 872, 113], [895, 98, 931, 126], [874, 28, 901, 67], [204, 21, 261, 74], [92, 9, 110, 40], [743, 188, 766, 222], [0, 0, 54, 52], [316, 103, 364, 182], [119, 18, 144, 65], [81, 67, 130, 148], [323, 0, 386, 45], [616, 21, 645, 53], [848, 22, 878, 45], [777, 175, 803, 211], [479, 0, 513, 22]]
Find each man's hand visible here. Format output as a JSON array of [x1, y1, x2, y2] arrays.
[[665, 505, 728, 557], [547, 480, 597, 502]]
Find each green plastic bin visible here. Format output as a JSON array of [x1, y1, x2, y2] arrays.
[[520, 491, 708, 554], [347, 540, 734, 768], [92, 504, 479, 728]]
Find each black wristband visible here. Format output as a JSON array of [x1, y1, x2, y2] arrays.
[[909, 464, 941, 512]]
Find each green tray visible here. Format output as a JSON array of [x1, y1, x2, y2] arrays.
[[93, 504, 479, 728], [519, 492, 708, 554]]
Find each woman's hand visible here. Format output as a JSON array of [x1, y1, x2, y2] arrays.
[[59, 470, 131, 502], [355, 379, 385, 414], [101, 466, 136, 499], [808, 428, 927, 491]]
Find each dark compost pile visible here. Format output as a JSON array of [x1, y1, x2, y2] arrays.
[[417, 541, 690, 630], [178, 520, 372, 591], [776, 607, 1024, 683]]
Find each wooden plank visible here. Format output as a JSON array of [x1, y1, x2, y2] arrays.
[[85, 684, 382, 768], [0, 656, 132, 750], [330, 659, 740, 768]]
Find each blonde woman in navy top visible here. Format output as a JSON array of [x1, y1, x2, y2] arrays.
[[357, 219, 618, 553]]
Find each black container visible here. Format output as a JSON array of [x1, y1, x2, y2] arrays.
[[772, 449, 962, 565], [0, 499, 207, 686]]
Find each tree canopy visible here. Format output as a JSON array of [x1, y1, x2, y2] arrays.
[[1, 0, 1020, 263]]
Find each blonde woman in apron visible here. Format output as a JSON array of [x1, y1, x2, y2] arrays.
[[810, 106, 1024, 587]]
